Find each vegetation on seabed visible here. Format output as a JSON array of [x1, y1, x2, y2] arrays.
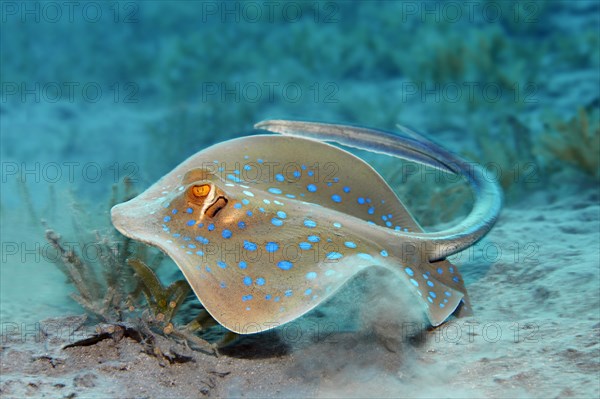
[[36, 178, 239, 359]]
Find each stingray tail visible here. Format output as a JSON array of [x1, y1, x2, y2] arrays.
[[254, 119, 503, 262]]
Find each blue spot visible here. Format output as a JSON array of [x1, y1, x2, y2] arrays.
[[307, 170, 314, 176], [227, 174, 241, 183], [366, 198, 371, 203], [326, 252, 343, 260], [380, 250, 388, 257], [265, 294, 272, 300], [217, 261, 227, 269], [304, 288, 312, 296], [198, 223, 204, 228], [172, 209, 178, 214], [196, 250, 204, 256], [243, 276, 252, 286], [220, 281, 226, 288], [256, 277, 265, 286], [234, 203, 242, 209], [440, 303, 445, 308], [331, 194, 342, 203], [265, 242, 279, 252], [188, 244, 196, 249], [299, 242, 312, 250], [274, 296, 280, 302], [173, 233, 181, 238], [429, 291, 437, 298], [327, 182, 332, 186], [284, 289, 293, 297], [357, 197, 365, 204], [257, 159, 264, 164], [268, 188, 282, 194], [271, 218, 283, 226], [275, 173, 285, 182], [244, 241, 257, 251], [368, 207, 375, 215], [427, 297, 433, 303], [208, 224, 215, 231], [242, 199, 250, 206], [195, 236, 209, 245], [234, 170, 240, 175], [333, 222, 342, 228], [427, 281, 434, 287], [242, 295, 253, 302], [259, 207, 265, 213], [304, 219, 317, 228], [307, 184, 317, 192], [437, 267, 443, 274], [343, 186, 350, 193], [449, 266, 455, 274], [277, 211, 287, 219], [293, 170, 301, 178], [308, 235, 320, 242], [186, 220, 195, 226], [246, 210, 253, 217], [285, 194, 296, 199], [410, 279, 419, 287], [163, 216, 171, 222], [187, 208, 195, 214], [306, 272, 317, 280], [244, 164, 252, 171], [453, 276, 460, 283], [382, 215, 388, 221], [205, 265, 211, 273], [238, 261, 247, 269], [445, 291, 452, 297], [277, 260, 293, 270], [344, 241, 357, 249], [222, 229, 232, 239], [386, 221, 392, 227], [405, 267, 414, 276], [238, 221, 246, 229]]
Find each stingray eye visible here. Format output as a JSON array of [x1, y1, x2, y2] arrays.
[[191, 184, 211, 198]]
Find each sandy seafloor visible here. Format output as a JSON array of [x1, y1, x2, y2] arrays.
[[1, 1, 599, 398]]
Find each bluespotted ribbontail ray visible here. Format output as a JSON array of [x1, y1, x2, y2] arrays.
[[111, 120, 502, 334]]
